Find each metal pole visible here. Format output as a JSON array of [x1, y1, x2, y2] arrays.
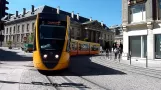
[[146, 52, 148, 67], [119, 51, 121, 62], [130, 51, 131, 65]]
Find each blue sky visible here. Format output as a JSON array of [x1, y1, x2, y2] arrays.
[[7, 0, 121, 27]]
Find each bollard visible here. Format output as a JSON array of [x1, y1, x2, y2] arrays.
[[146, 52, 148, 67], [129, 51, 131, 65]]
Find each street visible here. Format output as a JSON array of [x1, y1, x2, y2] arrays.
[[0, 48, 161, 90]]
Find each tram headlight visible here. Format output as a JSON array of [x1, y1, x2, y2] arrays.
[[55, 55, 59, 58], [43, 54, 48, 58]]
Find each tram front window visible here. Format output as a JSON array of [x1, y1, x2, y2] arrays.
[[39, 25, 66, 51]]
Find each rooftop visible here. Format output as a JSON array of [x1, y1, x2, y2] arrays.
[[2, 5, 110, 31]]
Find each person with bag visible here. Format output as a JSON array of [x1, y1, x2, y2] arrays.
[[114, 44, 119, 59]]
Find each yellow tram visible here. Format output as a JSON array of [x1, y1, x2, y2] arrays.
[[33, 13, 100, 74]]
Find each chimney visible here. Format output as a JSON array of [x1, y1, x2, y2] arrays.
[[90, 17, 92, 21], [7, 14, 10, 20], [31, 5, 34, 12], [101, 21, 103, 26], [71, 11, 74, 18], [23, 8, 26, 15], [57, 6, 60, 14], [77, 13, 79, 20], [16, 11, 18, 17]]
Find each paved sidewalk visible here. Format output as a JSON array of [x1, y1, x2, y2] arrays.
[[100, 52, 161, 71], [120, 58, 161, 70]]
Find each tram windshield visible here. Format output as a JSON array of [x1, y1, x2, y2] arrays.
[[39, 25, 66, 51]]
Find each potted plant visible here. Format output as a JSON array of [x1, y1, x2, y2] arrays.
[[7, 41, 12, 49]]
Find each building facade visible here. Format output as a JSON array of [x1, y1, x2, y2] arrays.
[[122, 0, 161, 60], [2, 5, 114, 48], [109, 25, 123, 45]]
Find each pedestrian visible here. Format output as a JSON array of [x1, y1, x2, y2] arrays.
[[114, 44, 119, 59], [105, 41, 111, 58], [119, 43, 123, 55], [100, 45, 103, 54], [113, 43, 117, 52], [118, 43, 123, 59]]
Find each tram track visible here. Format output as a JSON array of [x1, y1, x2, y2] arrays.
[[44, 70, 110, 90], [45, 76, 60, 90], [45, 75, 89, 90], [66, 70, 110, 90]]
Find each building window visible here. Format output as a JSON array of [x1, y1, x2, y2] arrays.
[[13, 26, 15, 34], [2, 30, 5, 35], [71, 28, 74, 37], [10, 27, 12, 34], [77, 29, 81, 37], [104, 34, 106, 40], [27, 24, 29, 32], [32, 23, 35, 31], [158, 0, 161, 19], [22, 24, 24, 33], [17, 25, 20, 33], [108, 35, 109, 40], [86, 30, 89, 38], [6, 35, 8, 41], [21, 34, 24, 42], [6, 28, 8, 34], [130, 3, 146, 23]]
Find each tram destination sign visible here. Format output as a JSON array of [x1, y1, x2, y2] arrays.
[[40, 19, 67, 26]]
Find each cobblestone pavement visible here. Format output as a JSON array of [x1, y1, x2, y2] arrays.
[[69, 55, 161, 90], [1, 47, 161, 90]]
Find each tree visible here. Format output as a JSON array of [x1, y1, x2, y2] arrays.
[[7, 40, 12, 49], [28, 33, 34, 43]]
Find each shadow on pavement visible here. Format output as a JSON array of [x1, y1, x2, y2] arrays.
[[44, 55, 126, 76], [68, 55, 126, 76], [0, 49, 32, 61]]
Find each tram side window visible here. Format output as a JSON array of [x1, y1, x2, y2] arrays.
[[91, 45, 99, 51], [79, 43, 89, 51], [71, 42, 77, 51]]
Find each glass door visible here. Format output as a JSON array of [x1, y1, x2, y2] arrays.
[[155, 34, 161, 59], [129, 36, 141, 57]]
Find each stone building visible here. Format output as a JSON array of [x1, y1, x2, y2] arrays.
[[109, 25, 123, 45], [122, 0, 161, 60], [2, 5, 114, 48]]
